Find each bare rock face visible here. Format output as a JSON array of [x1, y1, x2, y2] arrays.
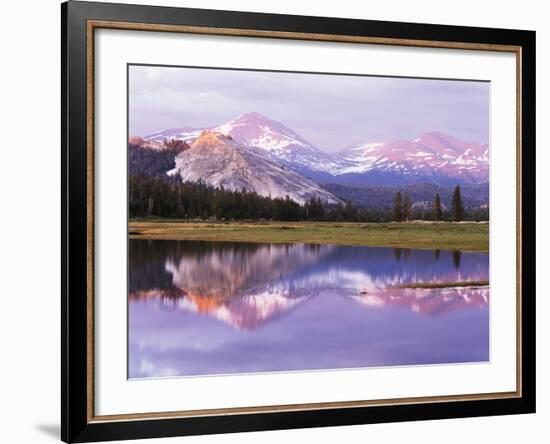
[[167, 130, 341, 205]]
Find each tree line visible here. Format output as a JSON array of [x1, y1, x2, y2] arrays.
[[129, 175, 370, 221], [392, 185, 471, 222], [129, 175, 487, 222]]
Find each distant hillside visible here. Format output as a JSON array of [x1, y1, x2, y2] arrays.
[[323, 182, 489, 210]]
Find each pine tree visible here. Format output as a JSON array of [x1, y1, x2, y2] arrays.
[[434, 193, 442, 221], [393, 192, 403, 222], [451, 185, 464, 221], [403, 193, 412, 222]]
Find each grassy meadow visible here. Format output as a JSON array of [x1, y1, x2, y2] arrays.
[[128, 220, 489, 252]]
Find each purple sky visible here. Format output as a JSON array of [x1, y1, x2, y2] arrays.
[[129, 65, 490, 152]]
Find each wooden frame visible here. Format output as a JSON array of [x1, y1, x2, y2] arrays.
[[62, 1, 536, 442]]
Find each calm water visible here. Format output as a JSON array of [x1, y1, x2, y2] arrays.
[[128, 240, 489, 378]]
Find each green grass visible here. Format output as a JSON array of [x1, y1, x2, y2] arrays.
[[396, 280, 489, 288], [128, 220, 489, 252]]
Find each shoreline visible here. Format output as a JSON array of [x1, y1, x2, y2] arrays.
[[128, 220, 489, 253]]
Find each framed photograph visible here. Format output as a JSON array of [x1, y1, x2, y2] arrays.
[[62, 1, 536, 442]]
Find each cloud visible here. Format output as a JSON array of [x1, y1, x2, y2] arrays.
[[129, 65, 489, 151]]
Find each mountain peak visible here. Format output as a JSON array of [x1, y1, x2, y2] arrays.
[[212, 112, 317, 155], [229, 111, 293, 131], [235, 111, 272, 121], [340, 131, 489, 183], [221, 111, 281, 129], [424, 130, 447, 138]]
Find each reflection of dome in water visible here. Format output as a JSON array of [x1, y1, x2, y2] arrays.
[[164, 243, 334, 300]]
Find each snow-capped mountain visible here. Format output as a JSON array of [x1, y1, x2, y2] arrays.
[[146, 112, 347, 174], [339, 131, 489, 184], [212, 112, 346, 173], [139, 112, 489, 186], [167, 130, 341, 205]]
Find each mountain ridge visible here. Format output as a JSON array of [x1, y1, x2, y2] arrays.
[[136, 111, 489, 187]]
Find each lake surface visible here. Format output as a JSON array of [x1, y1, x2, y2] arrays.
[[128, 240, 489, 378]]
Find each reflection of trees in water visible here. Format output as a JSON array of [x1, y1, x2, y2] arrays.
[[129, 240, 265, 292], [452, 250, 462, 269], [393, 248, 411, 262], [393, 248, 402, 262], [434, 249, 441, 261]]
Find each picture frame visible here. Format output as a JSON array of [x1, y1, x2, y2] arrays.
[[61, 1, 536, 442]]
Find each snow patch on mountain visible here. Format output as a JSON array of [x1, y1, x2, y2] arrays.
[[338, 131, 489, 182]]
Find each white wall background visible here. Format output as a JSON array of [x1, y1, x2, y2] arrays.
[[0, 0, 546, 443]]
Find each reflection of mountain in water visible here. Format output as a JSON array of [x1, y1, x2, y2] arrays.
[[132, 287, 314, 331], [129, 240, 489, 330], [352, 286, 489, 318]]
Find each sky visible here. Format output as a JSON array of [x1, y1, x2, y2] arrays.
[[129, 64, 490, 152]]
